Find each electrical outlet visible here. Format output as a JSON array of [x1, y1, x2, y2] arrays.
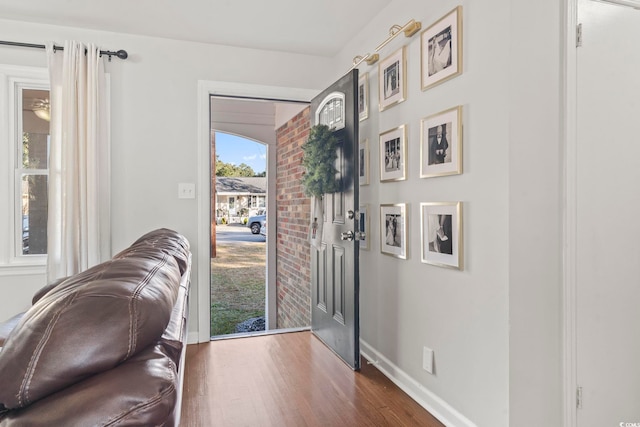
[[423, 346, 434, 374]]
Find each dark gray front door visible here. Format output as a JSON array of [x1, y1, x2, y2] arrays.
[[310, 70, 360, 370]]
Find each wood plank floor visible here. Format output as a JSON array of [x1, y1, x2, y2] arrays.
[[180, 331, 444, 427]]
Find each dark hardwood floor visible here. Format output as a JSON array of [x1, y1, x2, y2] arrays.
[[180, 331, 444, 427]]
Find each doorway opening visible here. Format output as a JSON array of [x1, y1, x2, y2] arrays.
[[211, 132, 267, 337], [209, 95, 312, 339]]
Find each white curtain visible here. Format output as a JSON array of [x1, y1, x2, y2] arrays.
[[46, 41, 111, 282]]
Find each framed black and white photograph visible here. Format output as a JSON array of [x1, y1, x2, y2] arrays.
[[420, 106, 462, 178], [420, 202, 463, 269], [358, 204, 370, 250], [380, 203, 407, 259], [379, 125, 406, 182], [421, 6, 462, 91], [378, 46, 406, 111], [359, 138, 370, 185], [358, 72, 369, 121]]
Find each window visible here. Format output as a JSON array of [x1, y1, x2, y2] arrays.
[[0, 65, 49, 269], [316, 92, 345, 131], [18, 87, 50, 256], [249, 195, 266, 209]]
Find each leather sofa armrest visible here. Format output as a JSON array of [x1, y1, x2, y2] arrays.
[[31, 277, 70, 305]]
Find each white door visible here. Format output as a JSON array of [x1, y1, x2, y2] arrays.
[[576, 1, 640, 425]]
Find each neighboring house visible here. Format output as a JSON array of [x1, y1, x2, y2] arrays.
[[215, 177, 266, 223]]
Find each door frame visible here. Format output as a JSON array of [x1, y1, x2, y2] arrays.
[[195, 81, 318, 343], [563, 0, 578, 425]]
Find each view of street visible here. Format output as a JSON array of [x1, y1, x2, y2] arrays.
[[210, 223, 266, 336]]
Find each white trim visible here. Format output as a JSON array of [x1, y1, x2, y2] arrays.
[[0, 64, 49, 268], [210, 326, 311, 341], [563, 1, 578, 426], [187, 331, 200, 345], [360, 339, 477, 427], [197, 80, 318, 343], [0, 264, 46, 277], [594, 0, 640, 8]]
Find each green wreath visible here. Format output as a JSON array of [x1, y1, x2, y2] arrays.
[[301, 124, 339, 198]]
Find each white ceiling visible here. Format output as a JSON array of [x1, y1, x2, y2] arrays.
[[0, 0, 391, 57]]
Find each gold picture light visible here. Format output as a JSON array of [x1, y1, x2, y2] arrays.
[[350, 18, 421, 70]]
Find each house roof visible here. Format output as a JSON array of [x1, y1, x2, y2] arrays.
[[216, 177, 266, 195]]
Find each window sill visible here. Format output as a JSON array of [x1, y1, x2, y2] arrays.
[[0, 263, 46, 277]]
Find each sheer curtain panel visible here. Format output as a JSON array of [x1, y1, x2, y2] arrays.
[[46, 41, 110, 282]]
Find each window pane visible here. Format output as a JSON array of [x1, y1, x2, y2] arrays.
[[22, 89, 50, 170], [21, 174, 48, 255]]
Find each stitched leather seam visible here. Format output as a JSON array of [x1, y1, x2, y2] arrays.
[[100, 360, 176, 426], [17, 292, 78, 407], [125, 254, 169, 360]]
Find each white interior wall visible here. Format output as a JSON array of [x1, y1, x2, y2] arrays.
[[331, 0, 563, 426], [507, 1, 563, 426], [0, 18, 333, 333]]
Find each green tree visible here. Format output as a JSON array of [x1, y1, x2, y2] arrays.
[[215, 155, 258, 177]]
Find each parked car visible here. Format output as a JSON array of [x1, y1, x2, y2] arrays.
[[247, 214, 266, 234], [259, 221, 267, 237]]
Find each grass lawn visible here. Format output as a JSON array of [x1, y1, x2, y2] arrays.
[[210, 241, 266, 336]]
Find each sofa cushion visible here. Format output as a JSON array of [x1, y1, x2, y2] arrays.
[[0, 344, 180, 427], [0, 229, 189, 410]]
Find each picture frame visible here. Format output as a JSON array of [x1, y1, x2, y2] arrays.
[[420, 106, 462, 178], [358, 204, 370, 250], [421, 6, 463, 91], [380, 203, 408, 259], [378, 46, 406, 111], [359, 139, 370, 185], [420, 202, 463, 270], [379, 125, 406, 182], [358, 72, 369, 121]]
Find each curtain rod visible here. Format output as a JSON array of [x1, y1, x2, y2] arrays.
[[0, 40, 128, 61]]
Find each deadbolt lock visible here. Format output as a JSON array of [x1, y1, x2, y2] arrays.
[[340, 230, 355, 241]]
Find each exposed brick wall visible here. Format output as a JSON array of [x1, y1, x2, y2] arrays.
[[275, 107, 311, 329]]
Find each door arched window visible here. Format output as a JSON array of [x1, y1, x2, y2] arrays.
[[315, 92, 345, 131]]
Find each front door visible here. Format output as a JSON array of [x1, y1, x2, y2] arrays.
[[310, 70, 360, 370]]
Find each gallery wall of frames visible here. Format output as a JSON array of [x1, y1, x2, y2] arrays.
[[357, 6, 464, 270]]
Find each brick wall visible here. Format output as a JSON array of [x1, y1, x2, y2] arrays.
[[275, 107, 311, 329]]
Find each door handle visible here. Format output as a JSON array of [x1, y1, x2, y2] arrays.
[[340, 230, 355, 241]]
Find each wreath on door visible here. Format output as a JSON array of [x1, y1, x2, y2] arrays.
[[301, 124, 339, 198], [301, 124, 339, 248]]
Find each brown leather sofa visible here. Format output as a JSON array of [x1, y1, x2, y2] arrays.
[[0, 228, 191, 427]]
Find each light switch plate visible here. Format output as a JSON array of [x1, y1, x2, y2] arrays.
[[178, 183, 196, 199], [423, 346, 434, 374]]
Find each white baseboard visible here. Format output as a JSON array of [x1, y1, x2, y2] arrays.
[[187, 331, 200, 345], [360, 339, 477, 427]]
